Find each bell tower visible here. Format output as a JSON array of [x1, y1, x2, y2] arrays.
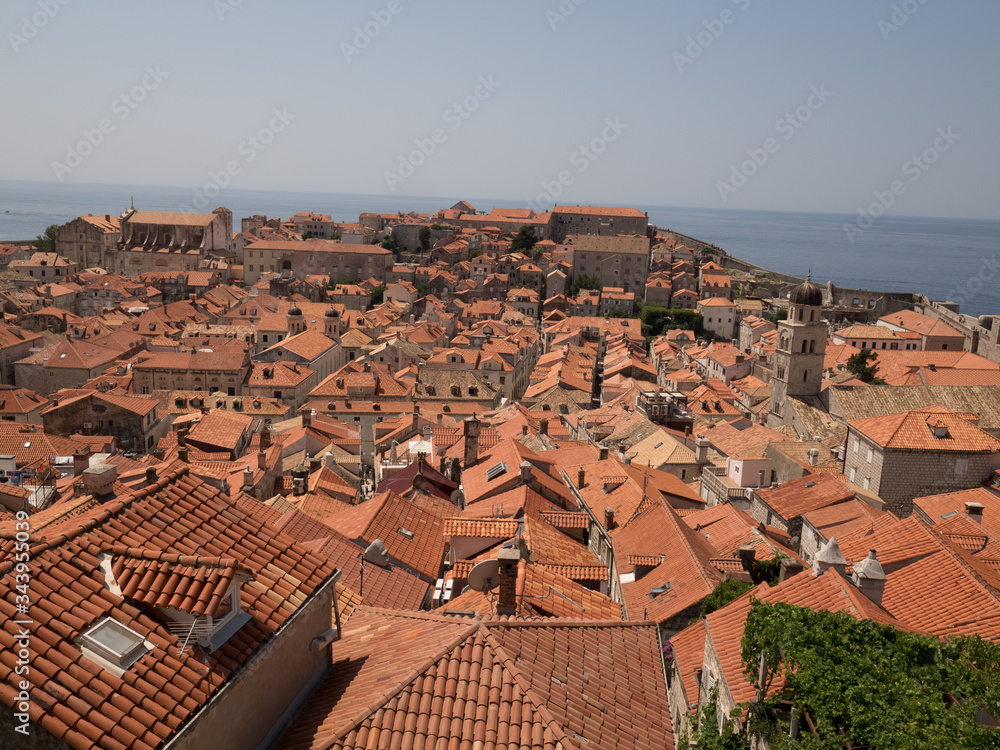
[[769, 276, 827, 428]]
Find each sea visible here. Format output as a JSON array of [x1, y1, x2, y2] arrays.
[[1, 179, 997, 318]]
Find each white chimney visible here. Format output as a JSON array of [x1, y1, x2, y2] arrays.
[[808, 448, 819, 467], [812, 537, 848, 578], [695, 436, 709, 465], [966, 502, 985, 525], [851, 549, 886, 607]]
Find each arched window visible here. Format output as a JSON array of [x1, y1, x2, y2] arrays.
[[797, 308, 803, 321], [803, 370, 809, 382], [809, 340, 816, 353], [810, 310, 815, 322], [802, 340, 809, 353]]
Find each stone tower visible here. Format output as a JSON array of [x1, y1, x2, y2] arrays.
[[768, 276, 827, 428], [286, 303, 304, 335], [324, 306, 341, 339]]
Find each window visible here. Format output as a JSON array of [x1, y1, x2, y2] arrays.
[[853, 438, 859, 453], [78, 617, 150, 673], [850, 466, 856, 482], [955, 457, 969, 475], [863, 476, 870, 490]]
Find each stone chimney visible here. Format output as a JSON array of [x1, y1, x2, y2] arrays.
[[144, 466, 157, 487], [808, 448, 819, 466], [778, 557, 805, 583], [521, 425, 528, 436], [178, 447, 189, 463], [539, 419, 549, 436], [309, 455, 321, 473], [260, 426, 271, 450], [177, 425, 188, 447], [966, 502, 985, 525], [302, 409, 312, 428], [812, 537, 848, 578], [519, 460, 532, 483], [82, 464, 117, 497], [257, 450, 267, 471], [73, 448, 90, 477], [851, 549, 886, 607], [599, 447, 609, 461], [577, 467, 586, 489], [241, 466, 254, 491], [496, 546, 520, 616], [463, 417, 480, 468], [604, 507, 615, 531], [695, 436, 710, 465]]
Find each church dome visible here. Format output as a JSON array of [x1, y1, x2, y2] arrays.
[[788, 276, 823, 306], [324, 306, 338, 318], [288, 305, 303, 317]]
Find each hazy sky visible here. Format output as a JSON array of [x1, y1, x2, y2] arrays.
[[2, 0, 998, 218]]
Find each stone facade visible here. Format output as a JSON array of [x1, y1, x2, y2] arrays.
[[844, 427, 1000, 517], [570, 234, 651, 295], [55, 214, 121, 270], [242, 239, 392, 286]]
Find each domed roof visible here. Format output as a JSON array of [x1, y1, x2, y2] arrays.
[[324, 306, 339, 318], [789, 275, 823, 306], [287, 305, 303, 317]]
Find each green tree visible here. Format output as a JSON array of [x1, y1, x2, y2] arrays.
[[418, 227, 431, 253], [468, 249, 481, 261], [367, 285, 384, 309], [701, 577, 754, 617], [765, 307, 788, 324], [569, 274, 601, 295], [511, 225, 538, 254], [416, 283, 429, 298], [740, 600, 1000, 749], [846, 348, 884, 384], [640, 304, 704, 338], [34, 224, 58, 253]]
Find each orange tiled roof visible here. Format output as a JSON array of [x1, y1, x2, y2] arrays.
[[275, 608, 670, 750], [850, 409, 1000, 452]]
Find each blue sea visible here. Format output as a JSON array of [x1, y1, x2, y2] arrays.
[[0, 180, 997, 317]]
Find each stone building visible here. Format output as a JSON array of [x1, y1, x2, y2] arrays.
[[118, 207, 234, 275], [132, 351, 251, 396], [54, 213, 121, 270], [768, 277, 827, 429], [550, 205, 649, 243], [570, 234, 651, 295], [41, 391, 166, 452], [242, 239, 392, 286], [698, 297, 737, 341], [844, 408, 1000, 517]]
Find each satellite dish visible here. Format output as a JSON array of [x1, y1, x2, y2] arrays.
[[467, 559, 502, 592], [363, 539, 389, 567]]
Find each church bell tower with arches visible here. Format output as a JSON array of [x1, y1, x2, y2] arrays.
[[768, 276, 827, 428]]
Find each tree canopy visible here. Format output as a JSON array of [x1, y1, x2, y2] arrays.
[[846, 348, 885, 384], [737, 600, 1000, 749], [511, 225, 538, 254], [34, 224, 58, 253]]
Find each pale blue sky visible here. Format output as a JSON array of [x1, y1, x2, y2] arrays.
[[2, 0, 998, 218]]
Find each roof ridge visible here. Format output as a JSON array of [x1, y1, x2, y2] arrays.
[[479, 624, 577, 750], [322, 617, 481, 749], [0, 462, 190, 574]]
